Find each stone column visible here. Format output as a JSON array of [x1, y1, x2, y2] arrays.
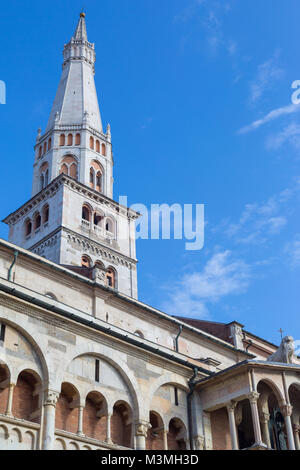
[[5, 383, 15, 416], [261, 412, 271, 449], [42, 391, 59, 450], [106, 414, 112, 444], [135, 421, 149, 451], [77, 405, 84, 436], [282, 405, 296, 450], [293, 424, 300, 451], [248, 392, 263, 445], [226, 401, 239, 450], [163, 429, 168, 450]]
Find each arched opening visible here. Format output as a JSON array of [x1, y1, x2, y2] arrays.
[[96, 172, 102, 192], [101, 143, 106, 156], [83, 391, 107, 441], [81, 255, 91, 268], [38, 146, 42, 158], [90, 161, 103, 193], [89, 168, 95, 189], [94, 212, 104, 227], [167, 418, 187, 450], [111, 401, 132, 448], [25, 219, 32, 237], [40, 174, 44, 191], [34, 213, 41, 230], [75, 134, 81, 146], [43, 142, 47, 154], [67, 134, 73, 146], [59, 134, 65, 146], [90, 136, 94, 150], [106, 267, 116, 289], [82, 205, 91, 223], [96, 140, 100, 153], [105, 218, 114, 234], [48, 138, 52, 151], [0, 362, 10, 415], [42, 205, 49, 224], [55, 383, 79, 434], [146, 411, 164, 450], [12, 370, 41, 424], [59, 155, 78, 180]]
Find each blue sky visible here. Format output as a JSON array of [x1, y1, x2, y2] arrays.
[[0, 0, 299, 346]]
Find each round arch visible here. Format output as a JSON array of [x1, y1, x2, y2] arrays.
[[56, 347, 143, 421], [0, 317, 49, 385]]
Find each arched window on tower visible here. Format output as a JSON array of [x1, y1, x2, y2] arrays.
[[42, 205, 49, 224], [90, 136, 94, 150], [38, 146, 42, 158], [43, 142, 47, 154], [105, 218, 115, 235], [89, 168, 95, 189], [67, 134, 73, 146], [48, 138, 52, 151], [39, 162, 49, 190], [106, 267, 116, 289], [40, 174, 44, 191], [82, 205, 91, 222], [96, 140, 100, 153], [75, 133, 81, 146], [34, 213, 41, 231], [101, 143, 106, 156], [89, 161, 103, 193], [60, 134, 65, 146], [24, 219, 32, 238], [94, 212, 104, 226], [59, 155, 78, 180]]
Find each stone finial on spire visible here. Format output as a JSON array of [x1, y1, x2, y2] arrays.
[[74, 12, 88, 41]]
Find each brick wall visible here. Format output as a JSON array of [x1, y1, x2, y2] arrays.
[[12, 375, 39, 423], [55, 393, 78, 434], [83, 397, 106, 441], [0, 388, 8, 414], [146, 431, 165, 450], [111, 408, 132, 448], [210, 407, 232, 450]]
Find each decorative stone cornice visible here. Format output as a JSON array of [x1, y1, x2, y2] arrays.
[[3, 173, 139, 226]]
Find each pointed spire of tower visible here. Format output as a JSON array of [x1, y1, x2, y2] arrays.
[[74, 12, 88, 41], [45, 13, 102, 132]]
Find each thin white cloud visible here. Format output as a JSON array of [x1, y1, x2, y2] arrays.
[[266, 122, 300, 151], [284, 236, 300, 269], [249, 54, 284, 105], [216, 183, 300, 245], [238, 103, 300, 135], [161, 250, 250, 319]]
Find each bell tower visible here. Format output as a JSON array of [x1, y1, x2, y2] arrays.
[[3, 14, 139, 299]]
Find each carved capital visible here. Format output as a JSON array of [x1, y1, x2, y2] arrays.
[[247, 392, 260, 404], [260, 412, 270, 424], [226, 401, 238, 413], [44, 390, 59, 407], [135, 421, 150, 438]]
